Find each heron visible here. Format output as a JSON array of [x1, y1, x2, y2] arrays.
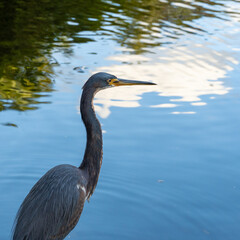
[[12, 72, 156, 240]]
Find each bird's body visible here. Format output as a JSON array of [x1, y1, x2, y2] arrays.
[[12, 72, 155, 240], [13, 165, 87, 240]]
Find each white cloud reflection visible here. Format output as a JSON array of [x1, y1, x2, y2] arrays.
[[172, 111, 196, 115], [93, 39, 236, 118], [151, 103, 178, 108]]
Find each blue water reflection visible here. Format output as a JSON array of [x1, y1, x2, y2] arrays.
[[1, 0, 240, 239]]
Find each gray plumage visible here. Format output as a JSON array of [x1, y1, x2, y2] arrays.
[[13, 165, 87, 240], [12, 72, 155, 240]]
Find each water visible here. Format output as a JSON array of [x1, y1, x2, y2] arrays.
[[1, 0, 240, 239]]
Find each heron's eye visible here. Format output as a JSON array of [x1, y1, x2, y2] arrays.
[[107, 78, 118, 86]]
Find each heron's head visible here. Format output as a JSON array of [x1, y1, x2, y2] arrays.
[[83, 72, 156, 91]]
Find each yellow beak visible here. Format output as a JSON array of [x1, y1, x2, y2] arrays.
[[111, 78, 156, 86]]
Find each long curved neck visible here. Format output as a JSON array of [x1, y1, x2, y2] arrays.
[[79, 87, 103, 200]]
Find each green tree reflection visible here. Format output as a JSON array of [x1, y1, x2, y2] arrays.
[[0, 0, 104, 111]]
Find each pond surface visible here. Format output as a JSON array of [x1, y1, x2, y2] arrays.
[[1, 0, 240, 239]]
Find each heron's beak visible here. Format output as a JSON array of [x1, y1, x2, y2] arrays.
[[113, 78, 156, 86]]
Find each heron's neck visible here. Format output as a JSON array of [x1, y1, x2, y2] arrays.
[[79, 87, 103, 199]]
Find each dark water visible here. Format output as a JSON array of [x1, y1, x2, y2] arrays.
[[1, 0, 240, 239]]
